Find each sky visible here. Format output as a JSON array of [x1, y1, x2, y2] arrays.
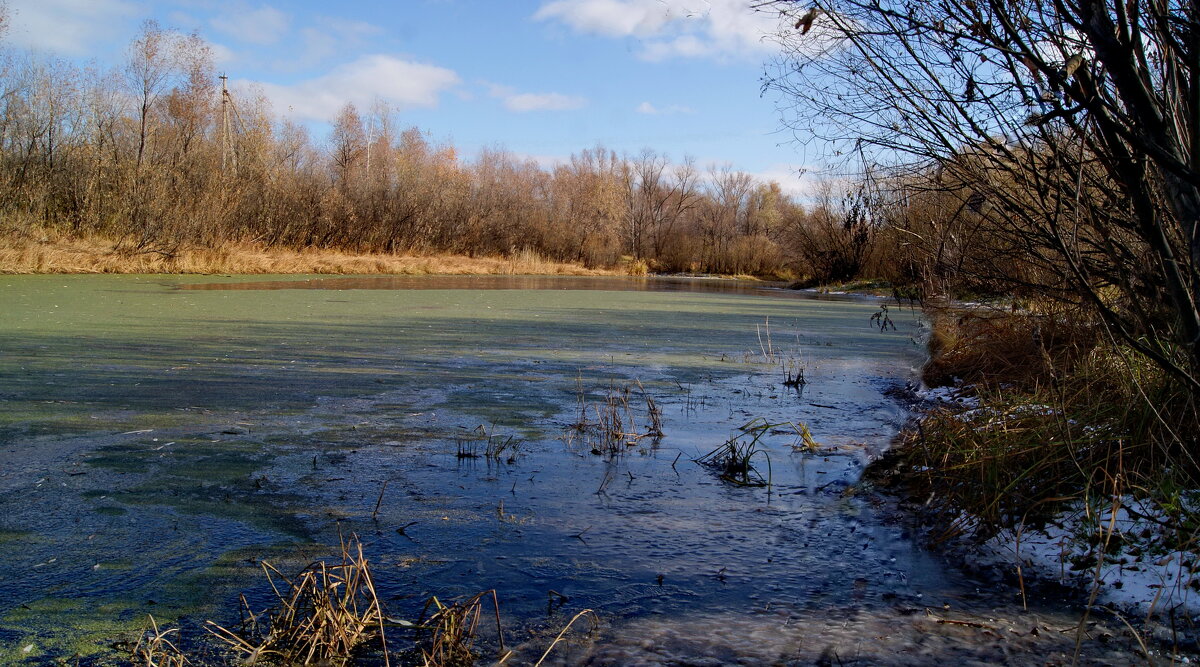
[[1, 0, 818, 195]]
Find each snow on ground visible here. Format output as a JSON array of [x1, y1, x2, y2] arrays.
[[909, 382, 1200, 628], [976, 499, 1200, 623], [914, 384, 980, 409]]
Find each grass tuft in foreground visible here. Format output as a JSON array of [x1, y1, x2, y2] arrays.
[[205, 533, 387, 666], [127, 539, 596, 666], [417, 590, 505, 666]]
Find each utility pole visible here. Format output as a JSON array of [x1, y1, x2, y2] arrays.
[[366, 123, 373, 176], [220, 73, 231, 172]]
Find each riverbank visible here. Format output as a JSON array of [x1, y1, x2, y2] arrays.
[[0, 235, 628, 277], [866, 301, 1200, 652]]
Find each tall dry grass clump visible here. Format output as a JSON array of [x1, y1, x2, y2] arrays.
[[123, 538, 597, 665], [921, 304, 1098, 391], [206, 534, 388, 666], [131, 615, 189, 667], [877, 305, 1200, 548], [417, 591, 505, 667]]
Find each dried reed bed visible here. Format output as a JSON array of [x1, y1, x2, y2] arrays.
[[0, 236, 625, 277], [921, 304, 1097, 391], [878, 302, 1200, 546], [132, 535, 596, 666], [205, 534, 388, 666]]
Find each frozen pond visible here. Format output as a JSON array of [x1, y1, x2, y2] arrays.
[[0, 275, 1153, 664]]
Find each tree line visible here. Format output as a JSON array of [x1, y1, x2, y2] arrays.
[[0, 17, 887, 279]]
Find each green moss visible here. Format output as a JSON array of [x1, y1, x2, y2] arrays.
[[0, 529, 32, 545], [2, 597, 149, 662]]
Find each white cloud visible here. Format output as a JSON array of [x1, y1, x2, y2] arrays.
[[534, 0, 675, 37], [505, 92, 586, 112], [534, 0, 785, 60], [499, 151, 569, 171], [272, 19, 384, 71], [298, 27, 337, 63], [636, 101, 694, 115], [487, 84, 586, 112], [209, 42, 237, 66], [749, 164, 820, 199], [210, 4, 291, 45], [4, 0, 137, 55], [243, 55, 460, 121]]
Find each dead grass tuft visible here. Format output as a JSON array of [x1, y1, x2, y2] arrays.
[[131, 615, 189, 667], [418, 590, 505, 667], [206, 533, 388, 666], [921, 304, 1098, 391], [570, 379, 665, 457], [114, 540, 598, 665]]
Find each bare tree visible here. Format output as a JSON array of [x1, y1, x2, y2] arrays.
[[759, 0, 1200, 388], [329, 103, 366, 189]]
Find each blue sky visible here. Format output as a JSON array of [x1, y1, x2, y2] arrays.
[[2, 0, 816, 194]]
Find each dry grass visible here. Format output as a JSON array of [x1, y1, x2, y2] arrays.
[[570, 380, 665, 457], [878, 305, 1200, 545], [418, 590, 505, 667], [206, 534, 388, 666], [921, 304, 1097, 391], [0, 235, 625, 276], [533, 609, 599, 666], [131, 615, 189, 667], [117, 540, 598, 666]]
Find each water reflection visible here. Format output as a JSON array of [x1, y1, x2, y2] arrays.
[[177, 274, 860, 301]]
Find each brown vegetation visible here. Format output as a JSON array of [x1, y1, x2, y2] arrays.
[[135, 536, 593, 666], [0, 234, 618, 276], [879, 310, 1200, 547], [921, 305, 1099, 391], [757, 0, 1200, 591], [0, 17, 867, 281], [205, 535, 387, 666]]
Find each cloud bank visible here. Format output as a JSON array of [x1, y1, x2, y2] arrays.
[[487, 84, 587, 112], [3, 0, 137, 55], [534, 0, 783, 60], [245, 55, 460, 121]]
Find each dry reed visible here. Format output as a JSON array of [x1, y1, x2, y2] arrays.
[[206, 534, 388, 666], [131, 615, 189, 667], [571, 380, 665, 457], [418, 590, 505, 667]]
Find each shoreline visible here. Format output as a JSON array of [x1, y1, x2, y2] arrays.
[[0, 236, 626, 277], [0, 236, 805, 283], [866, 345, 1200, 651]]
